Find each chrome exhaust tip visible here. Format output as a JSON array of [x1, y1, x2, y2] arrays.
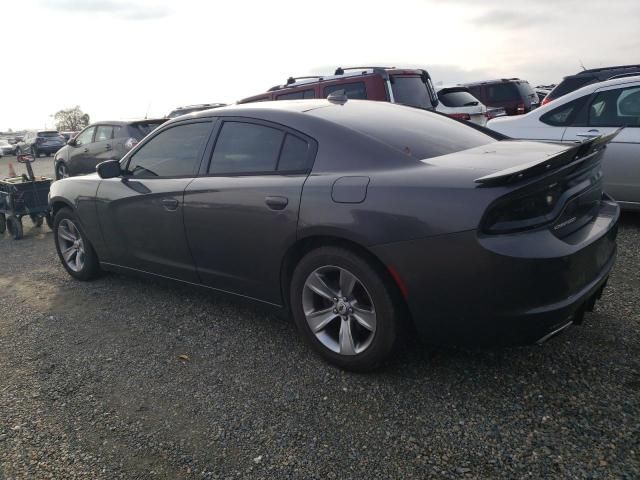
[[536, 320, 573, 345]]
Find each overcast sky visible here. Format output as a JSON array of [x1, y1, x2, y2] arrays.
[[2, 0, 638, 130]]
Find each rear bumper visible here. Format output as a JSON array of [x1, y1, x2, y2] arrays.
[[36, 145, 63, 154], [371, 199, 620, 346]]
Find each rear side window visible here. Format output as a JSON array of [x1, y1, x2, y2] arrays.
[[438, 89, 479, 107], [391, 76, 433, 109], [126, 122, 210, 177], [278, 134, 310, 171], [95, 126, 113, 142], [324, 82, 367, 99], [487, 83, 520, 102], [210, 122, 284, 174], [277, 90, 315, 100], [540, 96, 589, 126]]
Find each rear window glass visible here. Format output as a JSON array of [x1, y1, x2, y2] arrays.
[[310, 102, 495, 161], [391, 76, 432, 109], [549, 77, 594, 99], [438, 89, 479, 107], [324, 82, 367, 100], [38, 131, 61, 137], [130, 122, 164, 138], [487, 83, 520, 102]]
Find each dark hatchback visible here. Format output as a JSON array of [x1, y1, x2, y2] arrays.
[[54, 119, 166, 179], [16, 130, 66, 157], [464, 78, 539, 115], [49, 99, 619, 371]]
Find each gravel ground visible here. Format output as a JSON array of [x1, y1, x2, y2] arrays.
[[0, 202, 638, 478]]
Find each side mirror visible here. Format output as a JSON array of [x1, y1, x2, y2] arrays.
[[67, 138, 76, 146], [17, 153, 35, 164], [96, 160, 121, 179]]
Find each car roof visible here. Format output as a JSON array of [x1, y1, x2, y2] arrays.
[[462, 78, 528, 87], [567, 64, 640, 79]]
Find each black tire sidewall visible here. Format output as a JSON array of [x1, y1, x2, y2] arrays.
[[6, 216, 23, 240], [0, 214, 5, 234], [290, 246, 398, 371], [53, 208, 100, 280], [56, 162, 66, 180]]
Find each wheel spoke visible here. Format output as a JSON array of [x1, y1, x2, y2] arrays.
[[339, 319, 356, 355], [352, 306, 376, 331], [339, 269, 358, 298], [58, 226, 75, 242], [305, 272, 338, 301], [62, 246, 76, 263], [307, 307, 338, 333]]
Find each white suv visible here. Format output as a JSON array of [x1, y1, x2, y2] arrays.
[[488, 76, 640, 211]]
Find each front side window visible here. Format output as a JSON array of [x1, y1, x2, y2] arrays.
[[126, 122, 210, 177], [209, 122, 284, 174], [74, 127, 95, 147], [589, 86, 640, 127], [95, 126, 113, 142], [324, 82, 367, 100]]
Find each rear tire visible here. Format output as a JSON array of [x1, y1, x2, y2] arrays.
[[0, 214, 6, 234], [53, 208, 100, 280], [6, 216, 23, 240], [290, 246, 399, 371]]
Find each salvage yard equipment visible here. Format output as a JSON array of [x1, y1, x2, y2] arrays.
[[0, 154, 52, 240]]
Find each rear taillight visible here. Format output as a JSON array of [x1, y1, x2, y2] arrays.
[[542, 96, 551, 105], [448, 113, 471, 121], [516, 103, 526, 114], [483, 183, 564, 234], [124, 137, 139, 150]]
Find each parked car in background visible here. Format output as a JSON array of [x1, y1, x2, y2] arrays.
[[535, 84, 556, 103], [488, 75, 640, 210], [543, 64, 640, 105], [239, 66, 439, 110], [0, 138, 17, 156], [463, 78, 539, 116], [61, 131, 78, 141], [435, 85, 488, 126], [53, 119, 166, 179], [49, 99, 618, 371], [167, 103, 226, 119], [16, 130, 66, 157]]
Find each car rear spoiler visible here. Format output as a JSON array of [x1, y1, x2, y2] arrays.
[[474, 128, 623, 186], [129, 118, 167, 125]]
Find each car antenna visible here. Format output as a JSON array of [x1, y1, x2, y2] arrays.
[[144, 99, 152, 119], [579, 59, 587, 71]]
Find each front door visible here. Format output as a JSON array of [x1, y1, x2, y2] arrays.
[[562, 82, 640, 204], [67, 126, 96, 176], [96, 120, 213, 282], [183, 118, 316, 304]]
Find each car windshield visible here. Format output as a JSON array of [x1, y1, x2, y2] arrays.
[[438, 89, 480, 107], [391, 76, 432, 109]]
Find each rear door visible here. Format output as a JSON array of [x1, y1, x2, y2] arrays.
[[96, 120, 214, 281], [562, 82, 640, 204], [183, 117, 316, 304]]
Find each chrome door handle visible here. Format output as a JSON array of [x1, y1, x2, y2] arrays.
[[161, 198, 179, 211], [576, 129, 600, 138]]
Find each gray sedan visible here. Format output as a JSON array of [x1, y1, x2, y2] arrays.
[[48, 99, 619, 370]]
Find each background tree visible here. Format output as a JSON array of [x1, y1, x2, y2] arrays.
[[53, 106, 90, 131]]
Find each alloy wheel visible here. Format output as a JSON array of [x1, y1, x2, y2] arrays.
[[57, 163, 69, 179], [57, 219, 85, 272], [302, 265, 376, 356]]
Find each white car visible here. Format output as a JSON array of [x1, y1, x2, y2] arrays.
[[488, 76, 640, 211], [435, 86, 488, 126]]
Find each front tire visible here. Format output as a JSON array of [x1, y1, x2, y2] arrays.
[[53, 208, 100, 280], [55, 162, 69, 180], [290, 246, 399, 371], [6, 216, 23, 240]]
